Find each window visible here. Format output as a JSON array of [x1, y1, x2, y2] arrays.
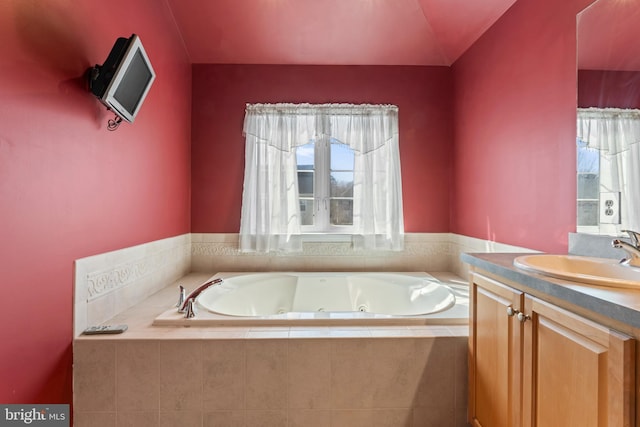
[[296, 138, 355, 232], [239, 103, 404, 253]]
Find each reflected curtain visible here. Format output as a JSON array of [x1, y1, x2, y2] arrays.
[[577, 108, 640, 231], [239, 103, 404, 252]]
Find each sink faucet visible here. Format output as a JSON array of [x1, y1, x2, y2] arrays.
[[612, 230, 640, 268], [178, 278, 223, 318]]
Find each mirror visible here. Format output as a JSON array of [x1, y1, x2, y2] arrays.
[[576, 0, 640, 235]]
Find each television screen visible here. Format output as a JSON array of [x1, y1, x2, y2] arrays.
[[88, 34, 156, 124]]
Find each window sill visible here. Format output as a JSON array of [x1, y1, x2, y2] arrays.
[[301, 233, 353, 243]]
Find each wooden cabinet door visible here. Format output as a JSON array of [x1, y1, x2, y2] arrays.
[[521, 295, 635, 427], [470, 273, 524, 427]]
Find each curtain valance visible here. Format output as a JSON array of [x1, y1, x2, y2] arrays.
[[243, 103, 399, 153], [578, 107, 640, 155]]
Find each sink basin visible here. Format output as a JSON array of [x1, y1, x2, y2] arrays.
[[513, 254, 640, 288]]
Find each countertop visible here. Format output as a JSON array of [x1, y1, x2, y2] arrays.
[[461, 252, 640, 330]]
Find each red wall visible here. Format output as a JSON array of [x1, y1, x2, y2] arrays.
[[0, 0, 191, 404], [191, 64, 453, 233], [578, 70, 640, 108], [452, 0, 595, 253]]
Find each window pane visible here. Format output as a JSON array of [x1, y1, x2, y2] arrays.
[[331, 143, 354, 170], [577, 139, 599, 173], [299, 199, 314, 226], [298, 171, 314, 197], [577, 173, 598, 199], [577, 200, 598, 226], [330, 172, 353, 197], [330, 199, 353, 226], [296, 142, 315, 200], [297, 142, 315, 168]]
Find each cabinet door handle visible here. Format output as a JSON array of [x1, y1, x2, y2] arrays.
[[506, 306, 518, 317], [517, 312, 531, 323]]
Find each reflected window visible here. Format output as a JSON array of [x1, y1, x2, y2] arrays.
[[576, 138, 600, 228], [577, 107, 640, 234]]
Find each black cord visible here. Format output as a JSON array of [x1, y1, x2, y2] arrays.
[[107, 114, 122, 131]]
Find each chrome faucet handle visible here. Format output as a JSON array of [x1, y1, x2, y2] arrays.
[[176, 285, 186, 312], [621, 230, 640, 247], [184, 299, 197, 319], [612, 238, 640, 267]]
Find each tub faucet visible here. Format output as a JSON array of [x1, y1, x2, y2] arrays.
[[179, 278, 223, 318], [612, 230, 640, 268]]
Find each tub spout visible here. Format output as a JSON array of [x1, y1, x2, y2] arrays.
[[612, 230, 640, 268], [179, 278, 223, 317], [184, 299, 197, 319]]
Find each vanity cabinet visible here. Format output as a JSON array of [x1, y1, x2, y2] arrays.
[[469, 272, 635, 427]]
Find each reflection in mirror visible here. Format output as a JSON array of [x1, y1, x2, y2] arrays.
[[577, 0, 640, 235], [577, 108, 640, 233]]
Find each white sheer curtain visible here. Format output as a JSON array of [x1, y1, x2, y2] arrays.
[[577, 108, 640, 231], [239, 103, 404, 252]]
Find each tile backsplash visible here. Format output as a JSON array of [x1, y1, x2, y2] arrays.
[[74, 234, 191, 337], [568, 232, 625, 259], [190, 233, 454, 273]]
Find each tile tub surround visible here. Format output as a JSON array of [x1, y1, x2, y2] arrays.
[[72, 233, 531, 425], [74, 234, 191, 337], [74, 232, 531, 336], [74, 335, 467, 427], [74, 273, 469, 427]]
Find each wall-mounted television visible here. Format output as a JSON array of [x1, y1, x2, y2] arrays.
[[88, 34, 156, 127]]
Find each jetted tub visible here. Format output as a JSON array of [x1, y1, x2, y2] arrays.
[[154, 272, 467, 326]]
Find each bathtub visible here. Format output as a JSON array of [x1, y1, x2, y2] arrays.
[[154, 272, 468, 326]]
